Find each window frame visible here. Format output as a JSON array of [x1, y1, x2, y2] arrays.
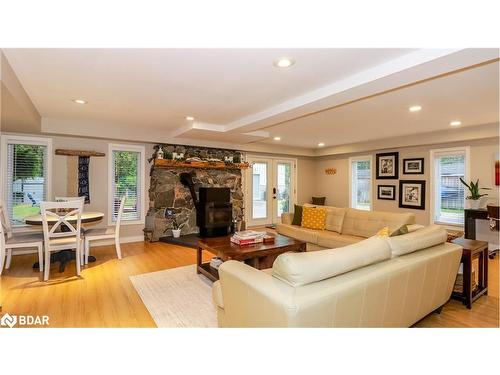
[[107, 143, 145, 226], [0, 134, 53, 227], [348, 155, 373, 211], [429, 146, 470, 227]]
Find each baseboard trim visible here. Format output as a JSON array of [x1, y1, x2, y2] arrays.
[[6, 236, 145, 255]]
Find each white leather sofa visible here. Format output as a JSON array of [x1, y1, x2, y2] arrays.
[[277, 205, 416, 251], [212, 226, 462, 327]]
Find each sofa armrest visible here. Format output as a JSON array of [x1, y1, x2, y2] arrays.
[[281, 212, 294, 225], [216, 260, 296, 327]]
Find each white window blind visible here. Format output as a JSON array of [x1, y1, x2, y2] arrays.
[[109, 145, 144, 224], [432, 148, 467, 225], [1, 137, 51, 226], [350, 156, 372, 211]]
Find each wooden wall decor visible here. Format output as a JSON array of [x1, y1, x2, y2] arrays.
[[325, 168, 337, 175], [55, 149, 105, 157]]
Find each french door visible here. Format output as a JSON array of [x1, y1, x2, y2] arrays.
[[245, 156, 297, 227]]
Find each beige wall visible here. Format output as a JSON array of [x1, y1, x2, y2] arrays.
[[313, 137, 500, 226]]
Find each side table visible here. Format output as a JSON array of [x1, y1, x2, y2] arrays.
[[451, 237, 489, 309]]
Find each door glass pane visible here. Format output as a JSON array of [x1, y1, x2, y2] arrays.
[[252, 162, 267, 219], [277, 163, 291, 218]]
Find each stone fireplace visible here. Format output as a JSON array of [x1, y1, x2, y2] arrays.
[[146, 145, 244, 241]]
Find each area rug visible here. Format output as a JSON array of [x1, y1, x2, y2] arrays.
[[129, 265, 217, 328]]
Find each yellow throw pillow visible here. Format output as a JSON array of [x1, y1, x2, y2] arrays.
[[301, 206, 327, 230], [376, 226, 390, 237]]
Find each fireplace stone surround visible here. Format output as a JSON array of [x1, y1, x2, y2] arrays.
[[146, 145, 244, 241]]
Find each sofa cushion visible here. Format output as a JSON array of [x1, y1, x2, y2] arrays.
[[292, 204, 303, 226], [304, 204, 346, 233], [386, 225, 447, 258], [342, 208, 415, 238], [275, 223, 320, 244], [316, 230, 362, 249], [272, 236, 391, 287], [312, 196, 326, 205], [301, 206, 326, 230]]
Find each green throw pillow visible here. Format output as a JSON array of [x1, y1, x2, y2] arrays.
[[312, 196, 326, 205], [390, 224, 409, 237], [292, 204, 303, 226]]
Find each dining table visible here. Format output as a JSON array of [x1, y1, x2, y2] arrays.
[[24, 211, 105, 272]]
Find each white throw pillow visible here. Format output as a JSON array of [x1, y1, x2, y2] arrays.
[[272, 236, 391, 287], [386, 225, 447, 258]]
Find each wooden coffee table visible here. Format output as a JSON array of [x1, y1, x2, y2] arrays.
[[197, 233, 306, 281]]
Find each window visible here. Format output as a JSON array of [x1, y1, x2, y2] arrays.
[[1, 135, 52, 226], [108, 144, 145, 225], [430, 147, 470, 226], [349, 155, 372, 211]]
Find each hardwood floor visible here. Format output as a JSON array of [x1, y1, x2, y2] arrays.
[[1, 241, 498, 328]]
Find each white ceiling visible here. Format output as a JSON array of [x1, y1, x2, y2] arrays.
[[3, 48, 412, 127], [3, 48, 499, 152], [262, 61, 500, 148]]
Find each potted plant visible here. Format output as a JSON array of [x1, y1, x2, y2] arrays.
[[171, 218, 182, 238], [459, 178, 491, 209]]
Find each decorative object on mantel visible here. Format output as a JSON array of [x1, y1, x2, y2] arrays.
[[459, 178, 492, 209], [324, 167, 337, 175], [157, 146, 164, 160], [55, 149, 105, 203], [154, 159, 249, 170]]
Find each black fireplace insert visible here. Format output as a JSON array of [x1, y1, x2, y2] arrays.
[[180, 172, 233, 237]]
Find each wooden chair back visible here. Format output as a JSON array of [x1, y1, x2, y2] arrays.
[[40, 201, 83, 241], [0, 199, 13, 239]]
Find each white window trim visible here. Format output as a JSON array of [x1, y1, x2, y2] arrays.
[[348, 155, 373, 211], [107, 143, 145, 226], [429, 146, 470, 228], [0, 134, 53, 227]]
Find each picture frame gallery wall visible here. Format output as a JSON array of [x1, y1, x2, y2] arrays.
[[376, 151, 426, 210]]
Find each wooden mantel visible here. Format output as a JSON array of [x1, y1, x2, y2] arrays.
[[153, 159, 249, 170], [56, 149, 105, 157]]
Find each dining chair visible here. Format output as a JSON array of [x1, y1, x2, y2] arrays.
[[0, 200, 44, 275], [83, 196, 125, 264], [40, 200, 84, 281]]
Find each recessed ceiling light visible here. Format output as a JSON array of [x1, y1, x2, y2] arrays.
[[450, 120, 462, 126], [409, 105, 422, 112], [273, 136, 281, 141], [185, 116, 194, 121], [274, 57, 295, 68], [318, 142, 325, 147], [73, 99, 87, 104]]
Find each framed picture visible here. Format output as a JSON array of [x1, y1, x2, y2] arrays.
[[378, 185, 396, 200], [403, 158, 424, 174], [376, 152, 399, 179], [399, 180, 426, 210]]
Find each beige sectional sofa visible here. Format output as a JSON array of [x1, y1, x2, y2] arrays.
[[277, 204, 416, 251], [212, 226, 462, 327]]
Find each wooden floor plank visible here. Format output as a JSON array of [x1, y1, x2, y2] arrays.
[[1, 241, 498, 328]]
